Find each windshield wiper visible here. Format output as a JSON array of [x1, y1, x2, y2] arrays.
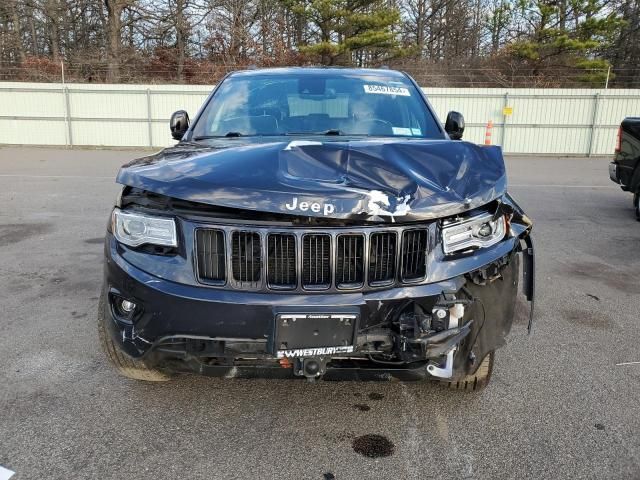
[[285, 129, 344, 136], [193, 132, 243, 140]]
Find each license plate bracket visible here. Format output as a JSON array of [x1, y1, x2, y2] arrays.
[[275, 313, 357, 358]]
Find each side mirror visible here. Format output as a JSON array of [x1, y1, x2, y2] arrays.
[[170, 110, 190, 140], [445, 111, 464, 140]]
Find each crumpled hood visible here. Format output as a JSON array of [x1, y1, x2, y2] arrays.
[[117, 139, 507, 222]]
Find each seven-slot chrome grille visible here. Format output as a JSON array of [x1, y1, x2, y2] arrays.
[[195, 225, 429, 291]]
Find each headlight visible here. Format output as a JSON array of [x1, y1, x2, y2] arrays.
[[112, 208, 177, 247], [442, 213, 506, 254]]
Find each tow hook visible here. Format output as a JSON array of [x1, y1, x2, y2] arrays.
[[294, 357, 328, 381], [427, 300, 465, 379]]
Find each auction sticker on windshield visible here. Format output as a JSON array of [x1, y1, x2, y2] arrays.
[[363, 85, 410, 96]]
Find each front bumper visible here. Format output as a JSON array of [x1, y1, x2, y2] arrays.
[[103, 229, 532, 381]]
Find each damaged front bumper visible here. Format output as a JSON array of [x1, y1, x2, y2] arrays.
[[103, 220, 534, 382]]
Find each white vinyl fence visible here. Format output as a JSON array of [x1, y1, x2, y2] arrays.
[[1, 82, 639, 155]]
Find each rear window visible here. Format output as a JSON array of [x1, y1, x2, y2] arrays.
[[192, 72, 443, 139]]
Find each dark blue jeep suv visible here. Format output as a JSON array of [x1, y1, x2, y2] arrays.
[[99, 67, 534, 390]]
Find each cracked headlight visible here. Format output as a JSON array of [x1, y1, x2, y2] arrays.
[[442, 213, 506, 254], [112, 208, 177, 247]]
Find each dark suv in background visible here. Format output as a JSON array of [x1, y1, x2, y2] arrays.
[[610, 117, 640, 219], [99, 68, 534, 390]]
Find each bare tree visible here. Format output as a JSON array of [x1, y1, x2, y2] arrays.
[[105, 0, 135, 81], [0, 0, 635, 87]]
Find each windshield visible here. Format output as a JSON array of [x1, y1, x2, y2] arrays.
[[191, 72, 443, 139]]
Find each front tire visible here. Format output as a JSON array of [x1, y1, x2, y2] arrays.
[[97, 291, 171, 382], [441, 351, 494, 391]]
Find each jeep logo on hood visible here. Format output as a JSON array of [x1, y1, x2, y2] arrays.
[[285, 197, 335, 216]]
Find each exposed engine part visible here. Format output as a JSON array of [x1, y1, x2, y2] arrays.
[[420, 322, 473, 357], [362, 294, 475, 371], [432, 307, 448, 331], [426, 297, 465, 379], [356, 331, 394, 353], [468, 254, 510, 285]]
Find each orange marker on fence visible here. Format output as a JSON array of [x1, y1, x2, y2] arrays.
[[484, 120, 493, 145]]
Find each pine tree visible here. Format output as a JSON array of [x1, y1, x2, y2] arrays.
[[284, 0, 403, 65], [509, 0, 623, 86]]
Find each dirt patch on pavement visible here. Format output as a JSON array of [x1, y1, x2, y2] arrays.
[[563, 260, 640, 295], [0, 223, 52, 246], [352, 434, 395, 458], [562, 308, 615, 330]]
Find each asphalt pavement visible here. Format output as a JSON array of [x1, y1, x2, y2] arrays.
[[0, 146, 639, 480]]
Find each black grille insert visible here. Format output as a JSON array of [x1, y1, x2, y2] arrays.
[[401, 229, 428, 281], [267, 234, 297, 289], [336, 235, 364, 288], [302, 234, 331, 289], [195, 226, 430, 291], [369, 232, 397, 285], [231, 231, 261, 286], [195, 229, 226, 283]]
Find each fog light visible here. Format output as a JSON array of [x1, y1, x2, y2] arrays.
[[121, 299, 136, 313]]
